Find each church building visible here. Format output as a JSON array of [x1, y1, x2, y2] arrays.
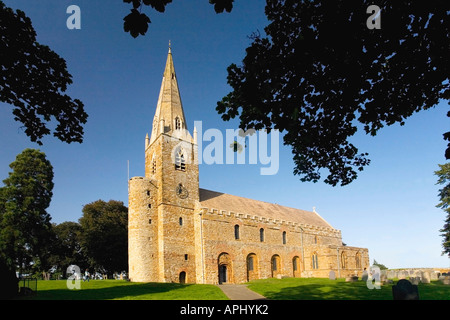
[[128, 47, 369, 284]]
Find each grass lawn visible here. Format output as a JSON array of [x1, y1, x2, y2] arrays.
[[18, 278, 450, 300], [19, 280, 229, 300], [247, 277, 450, 300]]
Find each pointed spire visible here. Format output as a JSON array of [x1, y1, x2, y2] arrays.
[[150, 44, 188, 144]]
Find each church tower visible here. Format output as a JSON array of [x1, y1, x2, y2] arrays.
[[129, 46, 199, 283]]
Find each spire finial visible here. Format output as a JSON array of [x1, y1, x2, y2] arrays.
[[168, 40, 171, 53]]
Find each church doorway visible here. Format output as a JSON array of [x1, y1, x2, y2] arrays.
[[219, 265, 227, 284], [218, 252, 232, 284], [179, 271, 186, 284]]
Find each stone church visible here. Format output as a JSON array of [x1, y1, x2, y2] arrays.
[[128, 47, 369, 284]]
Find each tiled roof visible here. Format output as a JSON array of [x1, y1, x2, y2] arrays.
[[199, 188, 334, 229]]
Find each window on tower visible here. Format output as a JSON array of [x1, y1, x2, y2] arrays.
[[152, 158, 157, 175], [175, 117, 181, 130], [175, 148, 186, 171]]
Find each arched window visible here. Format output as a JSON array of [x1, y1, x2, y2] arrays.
[[282, 231, 287, 244], [293, 256, 300, 272], [234, 225, 240, 240], [175, 117, 181, 130], [355, 252, 361, 269], [312, 253, 319, 269], [341, 251, 347, 269], [271, 255, 281, 278], [175, 148, 186, 171], [259, 228, 264, 242]]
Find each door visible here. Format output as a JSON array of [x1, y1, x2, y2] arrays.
[[219, 265, 227, 284], [179, 271, 186, 284]]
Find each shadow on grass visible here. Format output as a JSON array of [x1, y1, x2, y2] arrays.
[[259, 281, 392, 300], [20, 281, 227, 300], [248, 278, 450, 300]]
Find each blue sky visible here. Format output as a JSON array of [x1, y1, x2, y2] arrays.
[[1, 0, 449, 269]]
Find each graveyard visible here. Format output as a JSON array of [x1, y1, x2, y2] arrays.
[[18, 269, 450, 300], [246, 273, 450, 300]]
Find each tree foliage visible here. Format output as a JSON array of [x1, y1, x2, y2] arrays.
[[372, 259, 388, 270], [48, 222, 88, 277], [0, 149, 54, 274], [0, 1, 88, 145], [79, 200, 128, 274], [435, 163, 450, 257], [216, 0, 450, 186], [123, 0, 234, 38]]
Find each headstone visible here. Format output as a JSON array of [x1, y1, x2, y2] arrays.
[[430, 272, 439, 280], [387, 270, 397, 279], [392, 279, 419, 300], [329, 270, 336, 280], [398, 271, 408, 280], [421, 271, 431, 284], [345, 275, 358, 282], [380, 271, 388, 283], [409, 277, 420, 285], [440, 276, 450, 285], [361, 269, 369, 282]]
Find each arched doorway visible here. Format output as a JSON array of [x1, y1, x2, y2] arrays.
[[218, 252, 232, 284], [179, 271, 186, 284]]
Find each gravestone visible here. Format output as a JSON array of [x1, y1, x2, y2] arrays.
[[361, 269, 369, 282], [387, 270, 397, 279], [345, 275, 358, 282], [440, 276, 450, 285], [329, 270, 336, 280], [398, 271, 408, 280], [409, 277, 420, 285], [392, 279, 419, 300], [421, 271, 431, 284], [380, 271, 388, 283], [430, 272, 439, 280]]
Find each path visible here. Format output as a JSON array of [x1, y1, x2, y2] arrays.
[[217, 284, 267, 300]]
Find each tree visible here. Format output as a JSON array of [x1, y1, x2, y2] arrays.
[[79, 200, 128, 275], [216, 0, 450, 186], [0, 149, 54, 276], [435, 163, 450, 257], [123, 0, 234, 38], [0, 1, 88, 145], [48, 222, 88, 278], [372, 259, 388, 270]]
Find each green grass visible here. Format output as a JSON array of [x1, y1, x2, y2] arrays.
[[247, 277, 450, 300], [18, 280, 229, 300], [18, 278, 450, 300]]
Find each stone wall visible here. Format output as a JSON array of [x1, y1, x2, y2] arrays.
[[195, 207, 369, 284]]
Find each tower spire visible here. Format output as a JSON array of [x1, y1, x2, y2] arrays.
[[149, 45, 188, 144]]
